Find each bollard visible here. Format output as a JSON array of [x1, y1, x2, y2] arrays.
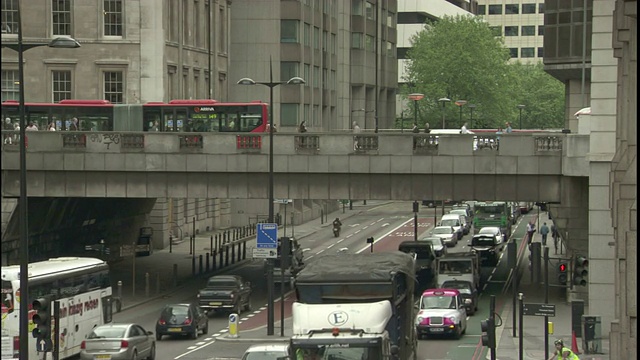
[[117, 280, 123, 300], [242, 241, 247, 259], [223, 232, 227, 244], [237, 242, 242, 262], [212, 250, 217, 270], [199, 254, 203, 274], [219, 247, 224, 268], [321, 209, 324, 224], [156, 273, 160, 295], [145, 272, 150, 298], [173, 264, 178, 287], [228, 313, 239, 338], [206, 253, 210, 272], [210, 235, 213, 254], [225, 246, 230, 267], [231, 242, 236, 264], [169, 234, 173, 253], [192, 256, 196, 276]]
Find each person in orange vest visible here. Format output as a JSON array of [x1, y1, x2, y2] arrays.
[[548, 339, 580, 360]]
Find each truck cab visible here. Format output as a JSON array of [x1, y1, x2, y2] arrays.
[[435, 253, 480, 290], [415, 289, 467, 339]]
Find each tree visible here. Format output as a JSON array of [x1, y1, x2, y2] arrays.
[[402, 15, 564, 130]]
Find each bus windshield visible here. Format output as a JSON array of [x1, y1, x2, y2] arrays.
[[475, 204, 506, 216]]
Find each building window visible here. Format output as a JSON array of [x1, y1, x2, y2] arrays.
[[304, 23, 310, 46], [280, 103, 298, 127], [365, 1, 374, 20], [218, 6, 227, 53], [52, 70, 72, 102], [522, 3, 536, 14], [323, 31, 328, 51], [505, 26, 519, 36], [304, 104, 310, 124], [313, 26, 319, 49], [182, 0, 189, 45], [351, 32, 363, 49], [313, 66, 319, 88], [312, 105, 319, 126], [478, 5, 486, 15], [281, 62, 299, 81], [1, 0, 18, 34], [331, 33, 336, 54], [387, 11, 395, 26], [365, 35, 374, 51], [281, 20, 299, 43], [538, 25, 544, 35], [182, 68, 189, 98], [322, 69, 327, 89], [352, 0, 363, 16], [194, 0, 201, 47], [521, 47, 535, 58], [103, 71, 124, 103], [387, 41, 394, 57], [509, 48, 518, 58], [489, 26, 502, 36], [1, 70, 19, 101], [331, 70, 336, 89], [304, 64, 310, 85], [52, 0, 72, 36], [103, 0, 123, 36], [488, 5, 502, 15], [505, 4, 519, 14], [538, 3, 545, 13], [521, 26, 535, 36], [194, 70, 200, 99], [537, 47, 544, 57]]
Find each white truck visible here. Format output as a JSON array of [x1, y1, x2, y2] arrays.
[[435, 252, 481, 290], [290, 301, 400, 360]]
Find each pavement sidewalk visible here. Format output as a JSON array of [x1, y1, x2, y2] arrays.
[[493, 210, 609, 360], [109, 201, 385, 312]]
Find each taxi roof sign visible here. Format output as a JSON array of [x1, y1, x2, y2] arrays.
[[422, 288, 461, 297]]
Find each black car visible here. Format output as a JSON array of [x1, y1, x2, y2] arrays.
[[156, 303, 209, 340], [470, 234, 500, 266], [441, 280, 478, 315]]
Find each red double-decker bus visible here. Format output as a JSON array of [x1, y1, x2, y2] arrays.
[[1, 99, 269, 133]]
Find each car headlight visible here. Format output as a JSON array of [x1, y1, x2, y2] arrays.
[[464, 298, 472, 304], [416, 316, 424, 323], [449, 316, 456, 322]]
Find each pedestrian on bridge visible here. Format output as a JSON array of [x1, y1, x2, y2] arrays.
[[352, 121, 362, 151], [540, 222, 550, 246], [526, 221, 536, 245]]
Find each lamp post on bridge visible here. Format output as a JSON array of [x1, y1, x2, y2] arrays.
[[408, 93, 425, 128], [455, 100, 467, 128], [237, 58, 305, 336], [438, 97, 451, 129], [468, 104, 477, 129], [2, 7, 81, 355], [517, 104, 526, 129]]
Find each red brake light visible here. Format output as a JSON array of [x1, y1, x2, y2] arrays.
[[120, 340, 129, 348], [80, 341, 86, 350], [332, 327, 340, 337], [13, 336, 20, 357], [183, 318, 192, 325], [159, 319, 166, 325]]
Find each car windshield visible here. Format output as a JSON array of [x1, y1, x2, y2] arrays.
[[433, 227, 452, 235], [162, 306, 189, 317], [422, 238, 441, 247], [442, 282, 472, 294], [479, 228, 498, 235], [420, 295, 456, 309], [439, 261, 472, 274], [472, 236, 495, 246], [243, 351, 288, 360], [290, 346, 378, 360], [207, 280, 237, 288], [440, 219, 459, 227], [450, 210, 466, 216], [88, 326, 127, 339]]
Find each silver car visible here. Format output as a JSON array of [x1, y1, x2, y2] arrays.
[[80, 323, 156, 360], [419, 236, 447, 257], [242, 343, 291, 360], [431, 226, 458, 247]]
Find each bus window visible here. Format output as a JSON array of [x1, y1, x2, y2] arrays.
[[163, 111, 175, 131], [143, 108, 161, 131], [176, 108, 187, 132], [74, 107, 112, 131], [28, 109, 50, 130]]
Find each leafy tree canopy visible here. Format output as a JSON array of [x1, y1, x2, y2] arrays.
[[401, 15, 564, 130]]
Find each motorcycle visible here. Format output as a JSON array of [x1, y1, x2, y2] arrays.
[[332, 225, 341, 237]]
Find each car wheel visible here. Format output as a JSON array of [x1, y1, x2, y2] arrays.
[[203, 321, 209, 334], [453, 327, 462, 340], [155, 333, 162, 341], [147, 344, 156, 360], [190, 329, 198, 339], [245, 301, 252, 312], [132, 350, 138, 360], [234, 303, 242, 315]]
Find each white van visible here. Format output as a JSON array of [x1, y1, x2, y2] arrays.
[[439, 214, 464, 240]]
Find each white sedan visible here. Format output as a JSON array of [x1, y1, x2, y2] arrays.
[[477, 227, 505, 246]]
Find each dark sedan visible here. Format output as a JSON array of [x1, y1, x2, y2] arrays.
[[156, 303, 209, 340], [441, 280, 478, 315]]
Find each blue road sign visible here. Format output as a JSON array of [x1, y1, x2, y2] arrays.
[[256, 223, 278, 249], [229, 313, 237, 322]]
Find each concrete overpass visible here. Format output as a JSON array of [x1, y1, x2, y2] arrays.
[[0, 131, 589, 202]]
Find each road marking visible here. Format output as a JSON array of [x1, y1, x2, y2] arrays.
[[482, 283, 488, 291], [362, 226, 368, 230], [491, 268, 497, 275], [356, 217, 412, 253], [487, 275, 493, 282], [175, 340, 217, 359], [354, 230, 361, 234], [382, 223, 390, 227], [316, 249, 325, 254], [337, 239, 344, 243], [349, 224, 360, 227], [327, 243, 335, 248]]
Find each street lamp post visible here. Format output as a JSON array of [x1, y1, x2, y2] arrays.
[[408, 93, 425, 128], [517, 104, 526, 129], [237, 59, 304, 336], [468, 104, 477, 129], [1, 7, 81, 356], [438, 97, 451, 129], [455, 100, 467, 128]]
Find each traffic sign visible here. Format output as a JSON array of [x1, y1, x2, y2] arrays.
[[120, 244, 150, 257], [252, 248, 277, 259], [273, 199, 293, 204], [36, 338, 53, 352], [256, 223, 278, 249], [522, 303, 556, 317]]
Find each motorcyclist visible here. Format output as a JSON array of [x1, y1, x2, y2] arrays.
[[333, 218, 342, 228]]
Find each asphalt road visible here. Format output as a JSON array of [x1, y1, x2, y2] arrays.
[[89, 202, 532, 360]]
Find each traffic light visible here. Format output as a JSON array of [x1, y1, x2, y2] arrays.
[[32, 296, 53, 351], [573, 255, 588, 286], [528, 242, 541, 282], [557, 262, 568, 284], [480, 318, 496, 349]]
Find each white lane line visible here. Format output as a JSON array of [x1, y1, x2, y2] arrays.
[[195, 341, 206, 345], [327, 243, 335, 248], [487, 275, 493, 282], [362, 226, 369, 229], [315, 249, 325, 254], [354, 230, 361, 234], [482, 283, 488, 291], [337, 239, 344, 243], [356, 217, 413, 253], [491, 268, 497, 275], [175, 340, 217, 359], [346, 234, 353, 238]]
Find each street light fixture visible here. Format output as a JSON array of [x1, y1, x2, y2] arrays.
[[1, 6, 81, 357], [468, 104, 477, 129], [237, 58, 304, 336], [408, 93, 425, 128], [517, 104, 526, 129], [438, 97, 451, 129], [455, 100, 467, 128]]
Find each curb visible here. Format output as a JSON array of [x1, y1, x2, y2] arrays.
[[216, 324, 291, 343]]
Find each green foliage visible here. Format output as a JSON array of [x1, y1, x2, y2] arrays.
[[402, 15, 564, 130]]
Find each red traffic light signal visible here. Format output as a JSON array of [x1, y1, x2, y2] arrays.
[[559, 263, 567, 272], [557, 262, 568, 284]]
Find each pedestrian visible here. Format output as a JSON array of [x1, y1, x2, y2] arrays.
[[266, 123, 277, 133], [47, 122, 56, 131], [3, 117, 13, 144], [505, 122, 513, 133], [25, 121, 38, 131], [548, 339, 580, 360], [352, 121, 362, 151], [12, 122, 20, 143], [149, 120, 159, 132], [411, 122, 419, 133], [68, 117, 79, 131], [460, 122, 469, 134], [424, 122, 431, 133], [526, 221, 536, 245], [551, 224, 559, 254], [540, 222, 550, 246], [298, 120, 307, 133]]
